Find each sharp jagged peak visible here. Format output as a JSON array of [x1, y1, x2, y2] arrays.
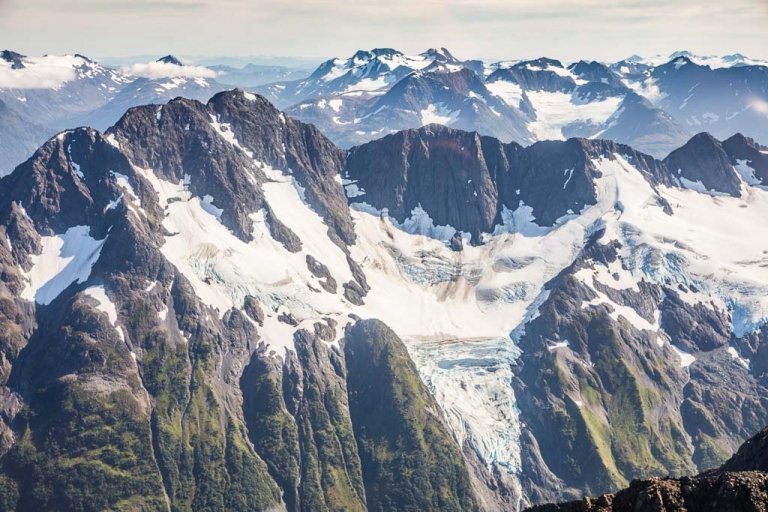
[[157, 55, 183, 66], [624, 54, 645, 63], [663, 131, 743, 196], [659, 54, 700, 71], [351, 48, 403, 62], [420, 47, 459, 63], [73, 53, 95, 63]]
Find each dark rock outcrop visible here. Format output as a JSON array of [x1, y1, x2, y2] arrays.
[[527, 426, 768, 511], [0, 50, 25, 70], [722, 133, 768, 185], [344, 124, 670, 242], [663, 132, 742, 196]]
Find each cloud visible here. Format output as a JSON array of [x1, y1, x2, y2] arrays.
[[751, 98, 768, 116], [121, 61, 218, 79], [0, 55, 77, 89]]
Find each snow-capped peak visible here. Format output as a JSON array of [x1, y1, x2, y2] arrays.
[[1, 50, 25, 69], [420, 47, 459, 63], [621, 51, 768, 69], [0, 53, 120, 89]]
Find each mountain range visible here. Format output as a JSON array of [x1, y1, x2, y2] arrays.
[[265, 48, 768, 159], [2, 48, 768, 175], [1, 80, 768, 510]]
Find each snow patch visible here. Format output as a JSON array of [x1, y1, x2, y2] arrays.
[[727, 346, 750, 369], [671, 345, 696, 368], [420, 104, 459, 126], [83, 285, 123, 340], [21, 226, 106, 305], [486, 80, 524, 108], [526, 90, 622, 140]]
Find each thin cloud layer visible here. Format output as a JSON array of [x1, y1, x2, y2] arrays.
[[0, 55, 78, 89], [121, 61, 218, 79]]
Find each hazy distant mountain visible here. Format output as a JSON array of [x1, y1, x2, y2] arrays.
[[0, 51, 131, 128], [208, 63, 312, 87], [0, 99, 49, 175], [272, 48, 700, 157], [648, 56, 768, 145], [1, 47, 766, 170]]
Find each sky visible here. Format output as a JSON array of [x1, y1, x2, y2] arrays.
[[1, 0, 767, 64]]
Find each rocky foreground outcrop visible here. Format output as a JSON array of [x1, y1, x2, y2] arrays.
[[527, 427, 768, 511]]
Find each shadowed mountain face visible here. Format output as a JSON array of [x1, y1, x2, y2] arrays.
[[0, 88, 768, 511], [344, 124, 669, 241]]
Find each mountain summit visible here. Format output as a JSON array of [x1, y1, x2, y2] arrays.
[[156, 54, 183, 66]]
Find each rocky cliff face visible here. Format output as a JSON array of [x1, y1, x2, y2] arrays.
[[344, 124, 669, 242]]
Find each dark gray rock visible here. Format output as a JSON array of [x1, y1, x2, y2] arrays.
[[663, 132, 742, 196]]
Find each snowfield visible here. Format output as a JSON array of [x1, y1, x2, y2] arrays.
[[21, 225, 107, 305], [526, 91, 623, 139]]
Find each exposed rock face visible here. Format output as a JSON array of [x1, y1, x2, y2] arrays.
[[287, 67, 534, 149], [529, 472, 768, 512], [721, 426, 768, 473], [722, 133, 768, 185], [0, 91, 482, 511], [344, 124, 669, 241], [487, 59, 577, 93], [157, 55, 184, 66], [206, 91, 355, 246], [663, 132, 742, 196], [242, 330, 367, 512], [509, 224, 768, 504], [0, 90, 366, 511], [0, 50, 25, 70], [364, 68, 533, 145], [527, 426, 768, 511], [567, 61, 624, 89]]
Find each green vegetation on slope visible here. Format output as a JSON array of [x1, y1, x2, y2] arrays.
[[344, 319, 480, 512]]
